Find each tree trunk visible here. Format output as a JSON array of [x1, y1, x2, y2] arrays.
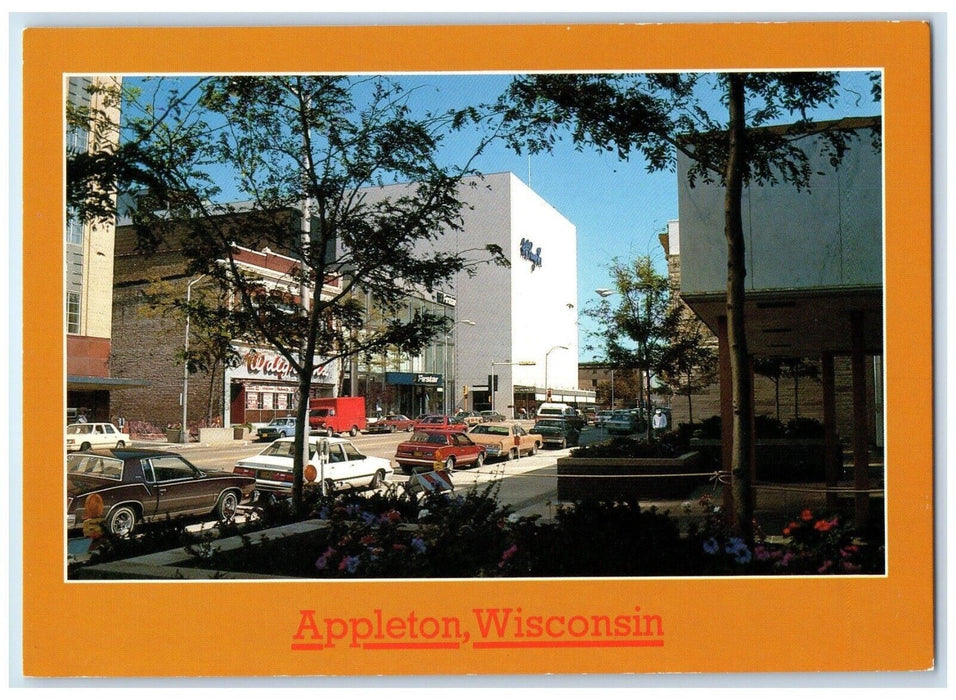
[[724, 73, 755, 540]]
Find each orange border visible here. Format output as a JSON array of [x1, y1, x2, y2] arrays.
[[22, 21, 933, 677]]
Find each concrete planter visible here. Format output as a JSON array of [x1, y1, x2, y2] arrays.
[[233, 427, 252, 441], [556, 451, 704, 502], [166, 428, 186, 443]]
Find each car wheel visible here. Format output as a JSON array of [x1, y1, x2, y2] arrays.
[[215, 490, 240, 520], [107, 505, 137, 537], [349, 426, 359, 437], [530, 443, 538, 455], [389, 425, 396, 433], [369, 469, 386, 489], [444, 457, 455, 472], [559, 438, 567, 450], [474, 452, 484, 469], [506, 448, 516, 461], [324, 479, 336, 495], [80, 442, 91, 452], [115, 440, 126, 449]]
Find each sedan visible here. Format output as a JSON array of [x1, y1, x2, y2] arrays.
[[412, 414, 468, 432], [395, 430, 485, 474], [453, 411, 484, 427], [234, 435, 393, 495], [367, 414, 416, 434], [479, 410, 506, 423], [257, 417, 297, 441], [529, 418, 580, 449], [66, 448, 257, 537], [467, 422, 542, 461], [66, 422, 131, 452]]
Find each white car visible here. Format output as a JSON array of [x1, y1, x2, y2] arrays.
[[233, 435, 393, 495], [66, 422, 131, 452]]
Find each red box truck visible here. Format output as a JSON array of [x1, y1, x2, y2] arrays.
[[308, 397, 368, 437]]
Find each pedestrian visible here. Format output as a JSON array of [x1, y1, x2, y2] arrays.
[[652, 408, 667, 436], [76, 411, 88, 424], [375, 402, 383, 419]]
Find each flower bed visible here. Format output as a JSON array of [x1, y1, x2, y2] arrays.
[[72, 489, 885, 579]]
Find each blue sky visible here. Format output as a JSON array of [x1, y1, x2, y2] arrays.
[[125, 71, 880, 361], [365, 71, 881, 359]]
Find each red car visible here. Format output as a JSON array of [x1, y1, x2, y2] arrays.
[[412, 414, 468, 432], [368, 414, 416, 434], [395, 430, 485, 474]]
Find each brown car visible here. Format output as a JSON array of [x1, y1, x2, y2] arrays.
[[467, 422, 542, 461], [66, 448, 257, 537]]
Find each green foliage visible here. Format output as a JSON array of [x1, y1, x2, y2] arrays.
[[113, 74, 511, 509], [568, 435, 684, 459]]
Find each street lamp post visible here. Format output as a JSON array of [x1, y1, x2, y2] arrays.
[[181, 274, 207, 443], [544, 344, 569, 400], [444, 319, 475, 415]]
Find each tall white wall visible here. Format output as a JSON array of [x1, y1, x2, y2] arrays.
[[678, 124, 883, 295], [357, 172, 580, 414], [508, 175, 579, 395]]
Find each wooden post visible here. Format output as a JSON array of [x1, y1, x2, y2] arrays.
[[822, 353, 840, 511]]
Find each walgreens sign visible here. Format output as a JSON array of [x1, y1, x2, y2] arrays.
[[236, 349, 336, 383]]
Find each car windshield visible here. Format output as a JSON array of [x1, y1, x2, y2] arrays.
[[535, 420, 564, 428], [67, 424, 93, 434], [539, 409, 564, 416], [66, 454, 123, 479], [260, 441, 317, 459], [471, 425, 509, 436]]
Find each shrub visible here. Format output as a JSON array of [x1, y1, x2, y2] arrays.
[[784, 417, 825, 439], [569, 434, 683, 459]]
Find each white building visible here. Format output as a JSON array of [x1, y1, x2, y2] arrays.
[[363, 172, 593, 417]]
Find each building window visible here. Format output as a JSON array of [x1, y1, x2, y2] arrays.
[[67, 292, 81, 334], [66, 207, 84, 245]]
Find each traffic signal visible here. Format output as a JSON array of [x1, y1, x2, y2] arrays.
[[463, 385, 469, 397]]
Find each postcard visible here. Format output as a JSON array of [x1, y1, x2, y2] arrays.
[[19, 19, 934, 678]]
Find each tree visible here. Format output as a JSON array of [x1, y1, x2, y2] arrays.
[[657, 311, 718, 426], [501, 72, 880, 537], [119, 75, 507, 511], [584, 255, 682, 441]]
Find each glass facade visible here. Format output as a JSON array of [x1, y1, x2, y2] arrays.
[[351, 293, 457, 417]]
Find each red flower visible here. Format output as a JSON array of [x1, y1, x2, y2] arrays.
[[800, 509, 814, 522], [814, 519, 832, 532]]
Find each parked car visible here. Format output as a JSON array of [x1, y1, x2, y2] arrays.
[[453, 410, 484, 426], [394, 430, 485, 474], [467, 422, 542, 461], [413, 414, 468, 432], [257, 417, 297, 441], [367, 414, 416, 434], [605, 410, 638, 435], [66, 422, 131, 452], [66, 448, 257, 537], [479, 410, 506, 423], [535, 403, 587, 430], [594, 410, 614, 428], [529, 418, 580, 449], [234, 435, 393, 495]]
